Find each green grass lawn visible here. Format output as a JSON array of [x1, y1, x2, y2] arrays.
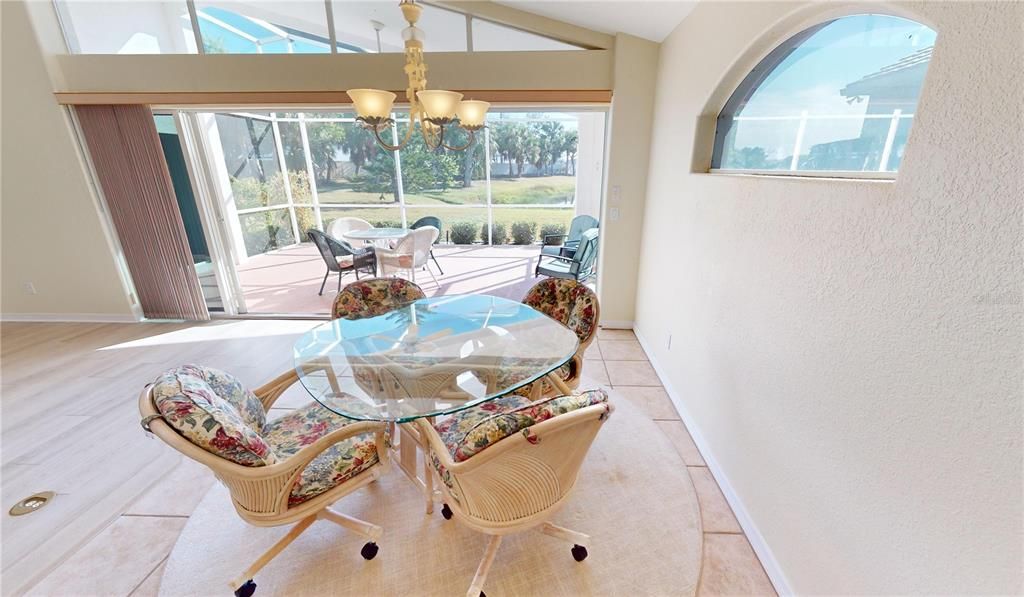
[[307, 205, 573, 245], [314, 176, 576, 207]]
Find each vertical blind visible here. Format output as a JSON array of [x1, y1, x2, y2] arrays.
[[75, 105, 209, 320]]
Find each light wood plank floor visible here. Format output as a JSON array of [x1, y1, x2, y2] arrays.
[[0, 320, 321, 594]]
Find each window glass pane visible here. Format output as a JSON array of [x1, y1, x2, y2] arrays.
[[320, 207, 403, 232], [713, 14, 936, 174], [332, 2, 467, 52], [57, 0, 196, 54], [301, 116, 397, 206], [394, 116, 487, 207], [487, 113, 579, 206], [211, 113, 286, 208], [239, 209, 295, 256], [491, 207, 574, 245], [276, 120, 313, 214], [472, 18, 581, 51], [195, 1, 330, 54]]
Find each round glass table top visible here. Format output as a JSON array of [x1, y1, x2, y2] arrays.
[[293, 295, 579, 422], [344, 227, 409, 240]]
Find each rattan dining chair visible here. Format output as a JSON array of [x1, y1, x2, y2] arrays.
[[417, 389, 613, 596], [139, 365, 389, 597], [490, 278, 600, 401], [331, 277, 426, 320]]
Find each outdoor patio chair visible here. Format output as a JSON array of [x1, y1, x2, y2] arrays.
[[535, 227, 599, 282], [328, 217, 372, 244], [410, 215, 444, 274], [377, 226, 439, 286], [307, 229, 376, 296], [536, 214, 598, 275], [417, 389, 613, 596], [139, 365, 388, 597]]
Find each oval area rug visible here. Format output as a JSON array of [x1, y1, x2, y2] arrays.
[[158, 390, 702, 596]]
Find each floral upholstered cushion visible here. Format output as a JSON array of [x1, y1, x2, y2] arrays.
[[523, 278, 599, 345], [152, 365, 276, 467], [492, 360, 574, 398], [433, 389, 609, 462], [263, 402, 379, 506], [332, 278, 426, 320]]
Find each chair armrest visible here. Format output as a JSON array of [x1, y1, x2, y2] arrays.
[[543, 233, 568, 246], [269, 420, 389, 511], [252, 368, 303, 411]]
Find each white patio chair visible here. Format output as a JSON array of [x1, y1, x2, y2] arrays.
[[328, 217, 372, 243], [376, 226, 439, 285]]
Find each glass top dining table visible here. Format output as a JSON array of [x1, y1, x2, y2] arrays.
[[293, 295, 579, 422]]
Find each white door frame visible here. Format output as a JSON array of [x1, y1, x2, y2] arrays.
[[175, 111, 249, 315]]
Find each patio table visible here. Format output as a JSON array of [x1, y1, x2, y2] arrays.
[[291, 294, 579, 511], [343, 227, 409, 248]]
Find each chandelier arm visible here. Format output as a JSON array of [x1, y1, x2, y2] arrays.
[[418, 112, 442, 150], [371, 125, 404, 152], [441, 128, 475, 152]]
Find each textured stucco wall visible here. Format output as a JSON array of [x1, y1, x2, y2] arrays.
[[636, 1, 1022, 593]]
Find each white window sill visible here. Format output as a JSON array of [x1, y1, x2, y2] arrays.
[[703, 169, 896, 183]]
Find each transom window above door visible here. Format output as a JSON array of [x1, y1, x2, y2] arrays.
[[711, 14, 937, 177]]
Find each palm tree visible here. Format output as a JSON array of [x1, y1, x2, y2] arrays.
[[562, 130, 578, 175], [342, 125, 377, 177]]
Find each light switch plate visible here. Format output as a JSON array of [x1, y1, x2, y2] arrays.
[[610, 207, 621, 221]]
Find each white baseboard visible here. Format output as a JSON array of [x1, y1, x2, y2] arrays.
[[634, 327, 793, 596], [599, 320, 635, 330], [1, 313, 140, 323]]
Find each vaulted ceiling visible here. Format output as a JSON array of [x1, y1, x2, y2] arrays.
[[494, 1, 698, 42]]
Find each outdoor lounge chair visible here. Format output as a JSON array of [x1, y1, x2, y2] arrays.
[[535, 227, 599, 282], [535, 214, 598, 275], [308, 229, 376, 296]]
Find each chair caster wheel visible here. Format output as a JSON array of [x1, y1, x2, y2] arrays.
[[234, 579, 257, 597], [441, 503, 453, 520], [361, 541, 379, 560], [571, 544, 588, 562]]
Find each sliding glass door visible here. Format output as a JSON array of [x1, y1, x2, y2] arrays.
[[170, 107, 607, 316]]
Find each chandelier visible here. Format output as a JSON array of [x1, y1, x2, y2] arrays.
[[347, 0, 490, 152]]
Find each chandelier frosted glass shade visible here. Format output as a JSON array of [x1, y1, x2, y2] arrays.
[[345, 1, 488, 151], [456, 100, 490, 129], [348, 89, 397, 122], [416, 90, 463, 123]]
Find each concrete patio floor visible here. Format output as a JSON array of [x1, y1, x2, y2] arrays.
[[236, 243, 548, 315]]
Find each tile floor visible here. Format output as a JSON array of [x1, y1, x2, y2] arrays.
[[27, 328, 776, 596], [236, 244, 547, 314]]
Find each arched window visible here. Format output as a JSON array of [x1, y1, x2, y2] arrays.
[[712, 14, 936, 176]]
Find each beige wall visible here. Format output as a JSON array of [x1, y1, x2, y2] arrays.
[[636, 1, 1023, 593], [598, 33, 659, 326], [1, 1, 135, 319]]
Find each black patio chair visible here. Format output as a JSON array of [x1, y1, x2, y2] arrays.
[[307, 229, 377, 296], [410, 215, 444, 275]]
